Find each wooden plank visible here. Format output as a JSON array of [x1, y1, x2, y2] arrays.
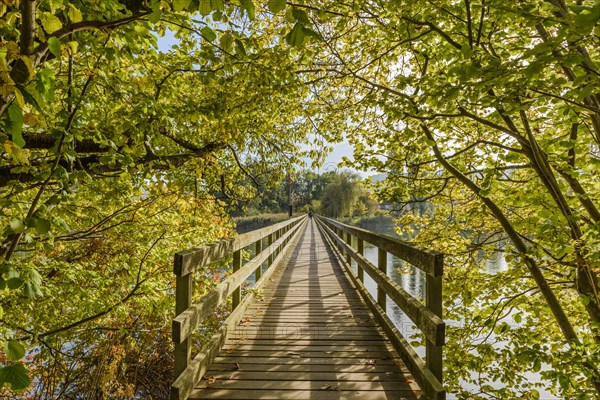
[[204, 371, 405, 382], [195, 379, 415, 391], [208, 363, 405, 373], [216, 350, 397, 358], [189, 389, 420, 400], [317, 215, 443, 277], [223, 339, 392, 347], [211, 356, 401, 365]]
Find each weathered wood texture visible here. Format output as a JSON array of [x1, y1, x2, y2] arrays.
[[172, 216, 307, 400], [189, 219, 423, 400]]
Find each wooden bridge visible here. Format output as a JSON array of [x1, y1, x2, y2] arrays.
[[171, 215, 445, 400]]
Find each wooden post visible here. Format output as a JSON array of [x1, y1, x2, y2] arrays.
[[255, 239, 263, 281], [232, 249, 241, 310], [426, 273, 443, 383], [267, 233, 273, 268], [174, 273, 192, 378], [357, 238, 364, 282], [345, 232, 352, 265], [377, 248, 386, 309]]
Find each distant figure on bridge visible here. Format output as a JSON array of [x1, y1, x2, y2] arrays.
[[308, 209, 314, 218]]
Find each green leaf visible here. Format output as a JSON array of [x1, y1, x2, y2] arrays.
[[67, 4, 83, 23], [268, 0, 286, 14], [16, 84, 41, 112], [558, 374, 570, 390], [461, 43, 473, 58], [240, 0, 255, 20], [235, 39, 246, 57], [200, 26, 216, 41], [5, 341, 26, 361], [6, 278, 23, 290], [9, 219, 25, 234], [47, 37, 62, 59], [285, 23, 305, 46], [512, 312, 522, 323], [173, 0, 192, 11], [199, 0, 212, 15], [149, 3, 162, 23], [34, 218, 51, 235], [301, 26, 321, 40], [574, 4, 600, 34], [211, 0, 224, 12], [6, 103, 24, 147], [292, 8, 309, 24], [220, 32, 233, 52], [41, 12, 63, 34], [0, 364, 30, 391]]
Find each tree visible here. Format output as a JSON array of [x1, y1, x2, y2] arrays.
[[284, 0, 600, 397], [319, 171, 360, 217], [0, 0, 323, 394]]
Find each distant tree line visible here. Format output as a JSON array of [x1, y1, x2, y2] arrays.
[[235, 170, 379, 218]]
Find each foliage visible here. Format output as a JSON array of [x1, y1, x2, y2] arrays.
[[285, 0, 600, 397], [0, 0, 323, 395]]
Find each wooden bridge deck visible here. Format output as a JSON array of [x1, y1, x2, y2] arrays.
[[189, 219, 423, 399]]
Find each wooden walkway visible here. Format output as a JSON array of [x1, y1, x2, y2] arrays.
[[189, 219, 422, 399]]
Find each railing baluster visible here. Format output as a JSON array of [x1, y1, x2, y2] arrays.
[[345, 232, 352, 265], [174, 273, 193, 378], [267, 233, 273, 268], [232, 249, 241, 310], [426, 272, 443, 383], [255, 239, 263, 281], [377, 248, 386, 309], [357, 238, 364, 282]]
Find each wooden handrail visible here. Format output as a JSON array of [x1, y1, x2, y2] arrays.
[[318, 215, 443, 276], [315, 215, 445, 400], [171, 215, 307, 400]]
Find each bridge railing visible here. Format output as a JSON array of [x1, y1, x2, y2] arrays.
[[171, 215, 307, 400], [315, 215, 445, 400]]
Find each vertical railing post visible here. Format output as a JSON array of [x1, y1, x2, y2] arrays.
[[174, 272, 192, 378], [345, 232, 352, 265], [267, 233, 273, 268], [377, 248, 387, 309], [426, 255, 444, 384], [232, 249, 241, 310], [255, 239, 263, 281], [357, 238, 364, 282]]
